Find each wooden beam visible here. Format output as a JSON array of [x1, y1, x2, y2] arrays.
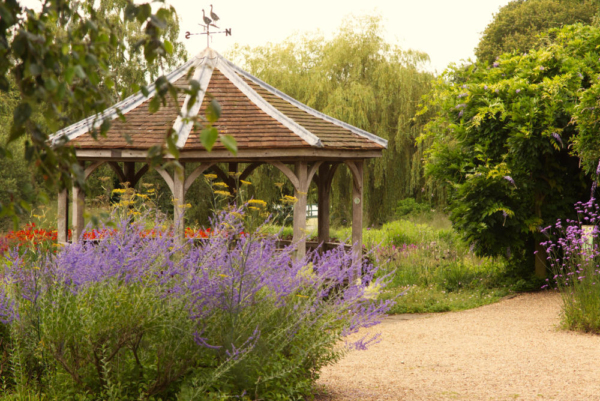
[[132, 164, 149, 187], [84, 161, 105, 179], [172, 165, 186, 242], [293, 161, 309, 259], [239, 162, 263, 182], [347, 160, 364, 262], [154, 166, 174, 194], [209, 164, 231, 185], [270, 161, 300, 191], [307, 161, 323, 185], [57, 188, 68, 243], [184, 162, 216, 193], [124, 162, 136, 186], [72, 184, 85, 243], [108, 162, 127, 183], [75, 148, 383, 161], [317, 163, 338, 245]]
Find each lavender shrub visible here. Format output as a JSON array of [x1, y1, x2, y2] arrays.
[[0, 210, 391, 400], [540, 199, 600, 332]]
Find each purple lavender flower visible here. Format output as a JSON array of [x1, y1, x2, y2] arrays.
[[493, 62, 500, 68], [539, 66, 545, 71], [516, 89, 521, 93]]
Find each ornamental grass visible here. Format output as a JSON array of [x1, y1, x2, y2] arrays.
[[0, 209, 390, 400]]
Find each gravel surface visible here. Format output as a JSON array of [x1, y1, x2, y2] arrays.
[[316, 292, 600, 401]]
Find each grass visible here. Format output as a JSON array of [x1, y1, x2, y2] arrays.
[[265, 211, 513, 314]]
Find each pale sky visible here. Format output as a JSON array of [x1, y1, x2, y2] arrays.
[[169, 0, 514, 73]]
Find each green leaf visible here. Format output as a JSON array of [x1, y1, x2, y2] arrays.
[[29, 63, 41, 76], [44, 78, 58, 92], [65, 67, 75, 84], [164, 40, 174, 55], [13, 103, 32, 127], [100, 118, 111, 135], [148, 96, 161, 113], [136, 4, 151, 23], [166, 132, 180, 159], [19, 200, 32, 213], [220, 135, 238, 155], [200, 127, 219, 151], [206, 99, 221, 123], [74, 65, 86, 79], [141, 85, 149, 97]]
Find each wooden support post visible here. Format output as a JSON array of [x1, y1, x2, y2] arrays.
[[317, 164, 332, 244], [293, 161, 309, 259], [348, 160, 364, 261], [172, 164, 186, 242], [57, 188, 69, 243], [124, 162, 136, 187], [72, 185, 85, 243]]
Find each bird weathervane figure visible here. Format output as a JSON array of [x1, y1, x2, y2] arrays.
[[185, 4, 231, 48]]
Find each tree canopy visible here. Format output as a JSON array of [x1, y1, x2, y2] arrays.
[[475, 0, 598, 64], [0, 0, 236, 224], [422, 23, 600, 275], [229, 16, 435, 225]]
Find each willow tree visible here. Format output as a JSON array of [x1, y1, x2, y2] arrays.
[[229, 16, 434, 225]]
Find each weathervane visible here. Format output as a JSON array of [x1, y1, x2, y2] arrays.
[[185, 5, 231, 48]]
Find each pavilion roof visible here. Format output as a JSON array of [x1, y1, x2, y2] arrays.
[[50, 48, 387, 153]]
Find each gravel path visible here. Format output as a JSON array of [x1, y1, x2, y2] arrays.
[[316, 292, 600, 401]]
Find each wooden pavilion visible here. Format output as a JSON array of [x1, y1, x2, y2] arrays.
[[50, 48, 387, 258]]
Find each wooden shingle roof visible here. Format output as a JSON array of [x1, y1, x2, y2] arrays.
[[51, 48, 388, 153]]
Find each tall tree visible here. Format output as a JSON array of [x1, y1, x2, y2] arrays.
[[229, 15, 435, 225], [0, 0, 234, 224], [475, 0, 599, 64], [422, 23, 600, 277]]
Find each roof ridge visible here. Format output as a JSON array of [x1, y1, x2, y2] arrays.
[[223, 58, 388, 149], [173, 54, 217, 148]]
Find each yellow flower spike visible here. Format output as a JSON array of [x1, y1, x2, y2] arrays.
[[204, 174, 218, 180], [274, 182, 284, 188], [213, 182, 229, 188], [248, 206, 260, 211], [240, 180, 252, 185], [296, 294, 309, 298], [228, 171, 236, 177], [235, 172, 242, 177], [186, 203, 192, 208], [218, 274, 230, 278], [214, 190, 232, 197], [231, 212, 244, 219], [248, 199, 267, 207]]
